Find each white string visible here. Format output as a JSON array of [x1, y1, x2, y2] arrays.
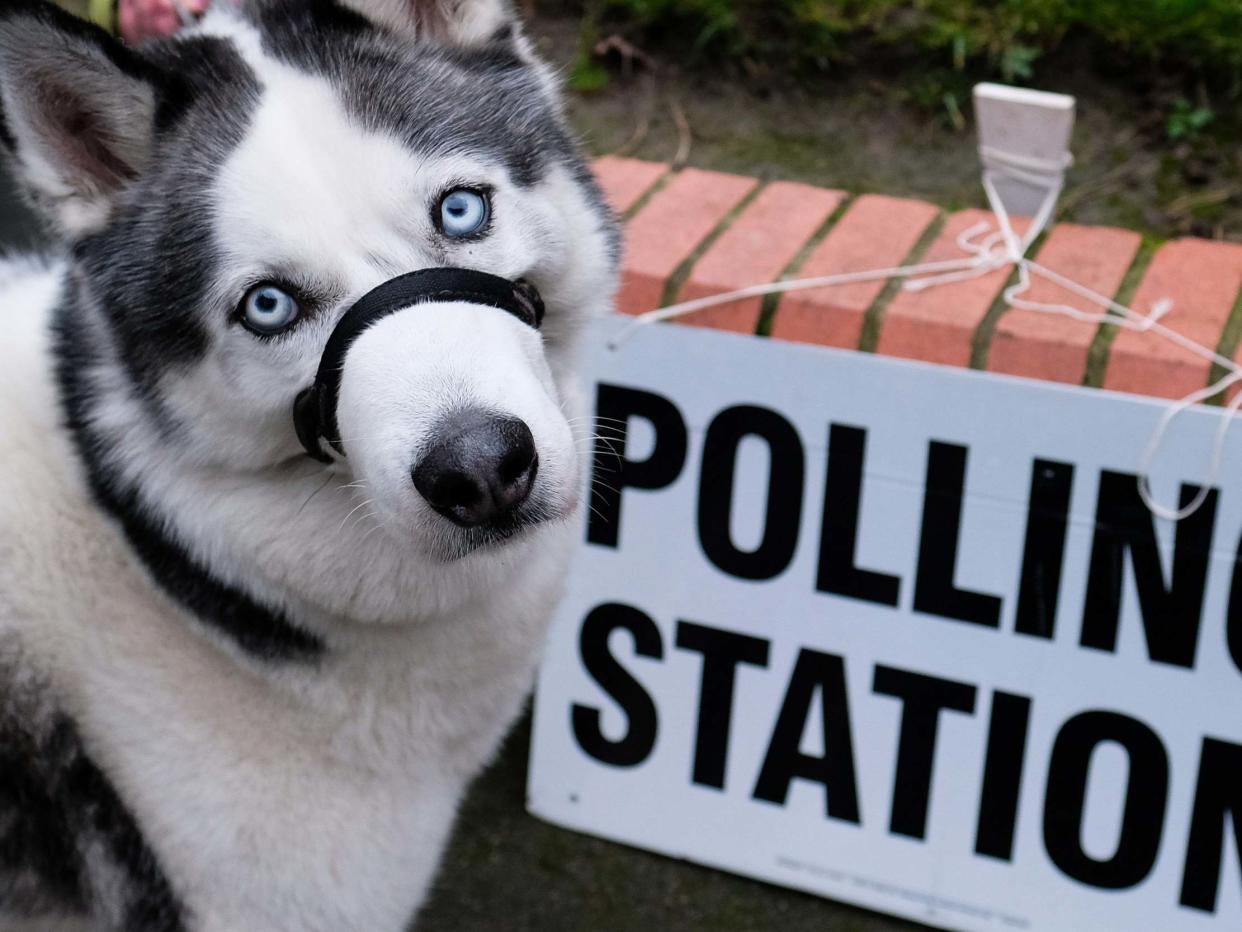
[[978, 144, 1072, 190], [608, 144, 1242, 522], [606, 254, 986, 346], [1137, 369, 1242, 521]]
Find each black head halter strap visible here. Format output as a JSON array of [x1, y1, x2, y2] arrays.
[[293, 267, 545, 462]]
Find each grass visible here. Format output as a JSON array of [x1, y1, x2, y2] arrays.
[[562, 0, 1242, 84]]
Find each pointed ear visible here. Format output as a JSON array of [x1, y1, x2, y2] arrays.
[[337, 0, 518, 47], [0, 3, 159, 235]]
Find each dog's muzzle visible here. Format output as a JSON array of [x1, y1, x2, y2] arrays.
[[292, 267, 545, 463]]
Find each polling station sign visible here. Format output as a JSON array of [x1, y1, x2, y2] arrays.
[[528, 315, 1242, 931]]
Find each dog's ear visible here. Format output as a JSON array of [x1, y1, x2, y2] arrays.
[[337, 0, 519, 47], [0, 3, 159, 235]]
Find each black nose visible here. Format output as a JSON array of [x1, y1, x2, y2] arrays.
[[412, 411, 538, 527]]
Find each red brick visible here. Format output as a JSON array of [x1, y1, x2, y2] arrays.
[[876, 209, 1030, 368], [1103, 239, 1242, 400], [770, 194, 939, 350], [592, 156, 668, 216], [672, 182, 845, 334], [989, 224, 1141, 385], [616, 168, 759, 316]]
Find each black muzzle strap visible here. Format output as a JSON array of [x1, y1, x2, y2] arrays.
[[293, 267, 545, 462]]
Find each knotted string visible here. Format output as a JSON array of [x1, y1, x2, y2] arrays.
[[609, 146, 1241, 522]]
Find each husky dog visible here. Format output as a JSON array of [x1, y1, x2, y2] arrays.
[[0, 0, 617, 928]]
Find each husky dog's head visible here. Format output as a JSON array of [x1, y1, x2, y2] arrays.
[[0, 0, 618, 640]]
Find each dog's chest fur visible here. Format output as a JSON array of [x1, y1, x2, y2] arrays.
[[0, 264, 572, 930], [0, 1, 618, 926]]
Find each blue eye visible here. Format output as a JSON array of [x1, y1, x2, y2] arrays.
[[439, 189, 489, 237], [240, 284, 300, 335]]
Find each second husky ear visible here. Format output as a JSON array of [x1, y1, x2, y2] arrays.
[[0, 3, 158, 236], [338, 0, 517, 47]]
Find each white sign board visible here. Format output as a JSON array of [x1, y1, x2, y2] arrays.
[[528, 315, 1242, 931]]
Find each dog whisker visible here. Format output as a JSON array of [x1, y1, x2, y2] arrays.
[[358, 520, 387, 548], [295, 473, 335, 517], [589, 478, 622, 497], [339, 498, 376, 533], [573, 432, 630, 447], [575, 433, 625, 446], [566, 415, 629, 426]]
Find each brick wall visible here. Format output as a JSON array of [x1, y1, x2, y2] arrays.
[[595, 156, 1242, 402]]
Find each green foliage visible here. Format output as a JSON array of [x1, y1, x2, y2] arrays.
[[580, 0, 1242, 81], [569, 51, 613, 92], [1166, 98, 1216, 140]]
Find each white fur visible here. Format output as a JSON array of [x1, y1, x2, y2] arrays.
[[0, 3, 615, 930], [0, 329, 575, 928]]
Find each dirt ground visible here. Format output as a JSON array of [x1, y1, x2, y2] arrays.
[[2, 10, 1237, 932], [536, 16, 1241, 245]]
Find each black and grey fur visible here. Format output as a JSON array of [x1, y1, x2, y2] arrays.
[[0, 640, 184, 931], [0, 0, 618, 928]]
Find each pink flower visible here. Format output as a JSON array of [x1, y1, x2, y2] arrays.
[[118, 0, 209, 43]]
